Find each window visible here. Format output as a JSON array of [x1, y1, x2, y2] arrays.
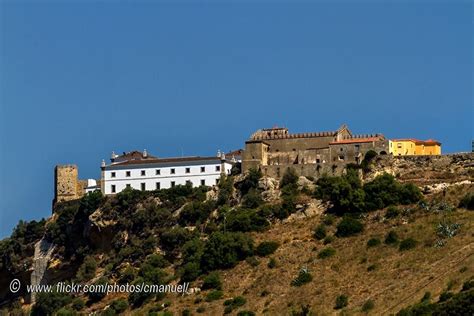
[[170, 168, 175, 174], [185, 167, 191, 173], [215, 179, 219, 185], [111, 185, 116, 193], [156, 169, 161, 175], [186, 180, 192, 186], [141, 170, 146, 176], [201, 179, 206, 186], [126, 184, 131, 188], [111, 172, 116, 178], [156, 182, 160, 190], [355, 144, 360, 152], [200, 166, 205, 173], [171, 181, 175, 187], [215, 165, 220, 172], [141, 183, 146, 191], [340, 148, 343, 152], [126, 171, 131, 177]]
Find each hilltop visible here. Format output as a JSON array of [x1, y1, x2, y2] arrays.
[[0, 153, 473, 316]]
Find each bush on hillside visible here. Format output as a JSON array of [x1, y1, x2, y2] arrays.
[[291, 269, 313, 287], [217, 174, 234, 206], [255, 241, 279, 256], [384, 231, 399, 245], [399, 238, 417, 251], [335, 217, 364, 237], [226, 208, 269, 232], [202, 272, 222, 290], [318, 247, 336, 259], [367, 237, 381, 248], [242, 188, 263, 209], [238, 168, 262, 196], [313, 224, 327, 240], [459, 192, 474, 210], [315, 169, 366, 214], [76, 256, 97, 282], [280, 167, 299, 188], [335, 294, 349, 309], [200, 232, 254, 272]]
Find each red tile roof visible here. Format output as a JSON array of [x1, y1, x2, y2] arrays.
[[391, 139, 441, 145]]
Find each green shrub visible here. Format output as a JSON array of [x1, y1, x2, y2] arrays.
[[71, 297, 85, 311], [291, 269, 313, 286], [459, 193, 474, 210], [367, 264, 377, 272], [399, 238, 417, 251], [226, 208, 269, 232], [182, 309, 192, 316], [367, 238, 381, 248], [362, 299, 374, 313], [202, 272, 221, 290], [31, 290, 72, 316], [323, 236, 335, 245], [385, 231, 399, 245], [315, 170, 365, 214], [313, 224, 327, 240], [363, 174, 422, 211], [462, 279, 474, 291], [242, 188, 263, 209], [128, 277, 153, 307], [335, 294, 349, 309], [200, 232, 254, 272], [336, 217, 364, 237], [280, 168, 299, 188], [256, 241, 279, 256], [160, 227, 196, 253], [196, 306, 205, 313], [76, 256, 97, 281], [110, 299, 129, 313], [238, 168, 262, 195], [268, 257, 277, 268], [217, 175, 234, 206], [385, 206, 400, 218], [205, 290, 223, 302], [318, 247, 336, 259], [87, 276, 108, 302]]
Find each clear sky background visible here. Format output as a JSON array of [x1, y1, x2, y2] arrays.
[[0, 1, 472, 238]]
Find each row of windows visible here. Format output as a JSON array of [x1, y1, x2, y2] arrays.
[[110, 166, 221, 178], [110, 179, 217, 193]]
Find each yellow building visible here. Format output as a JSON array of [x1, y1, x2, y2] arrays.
[[389, 139, 441, 156]]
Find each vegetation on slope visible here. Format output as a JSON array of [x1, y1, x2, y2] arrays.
[[0, 166, 473, 315]]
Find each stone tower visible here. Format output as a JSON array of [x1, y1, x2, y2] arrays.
[[53, 165, 84, 206]]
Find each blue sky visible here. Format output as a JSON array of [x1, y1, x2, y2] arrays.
[[0, 1, 472, 238]]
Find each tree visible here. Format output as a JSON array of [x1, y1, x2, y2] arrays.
[[200, 232, 254, 272]]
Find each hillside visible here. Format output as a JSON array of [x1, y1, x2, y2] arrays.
[[0, 153, 473, 316]]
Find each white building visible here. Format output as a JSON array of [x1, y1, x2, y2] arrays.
[[101, 150, 234, 195]]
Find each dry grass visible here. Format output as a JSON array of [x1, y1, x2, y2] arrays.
[[155, 204, 473, 316]]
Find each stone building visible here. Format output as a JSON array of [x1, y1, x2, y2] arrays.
[[242, 125, 389, 178]]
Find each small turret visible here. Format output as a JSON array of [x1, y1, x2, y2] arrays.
[[143, 149, 148, 158], [101, 159, 106, 168]]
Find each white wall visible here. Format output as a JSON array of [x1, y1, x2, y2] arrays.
[[103, 161, 233, 195]]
